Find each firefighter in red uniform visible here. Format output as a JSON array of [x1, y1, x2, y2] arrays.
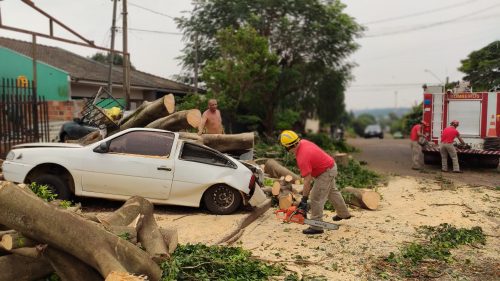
[[440, 120, 465, 173], [279, 130, 351, 235], [410, 120, 428, 170]]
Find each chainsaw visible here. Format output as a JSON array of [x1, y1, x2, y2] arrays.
[[275, 206, 339, 230]]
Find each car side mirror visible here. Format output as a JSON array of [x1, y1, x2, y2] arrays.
[[93, 142, 109, 153]]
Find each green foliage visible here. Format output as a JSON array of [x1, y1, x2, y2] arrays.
[[351, 113, 376, 136], [118, 232, 131, 241], [458, 40, 500, 91], [43, 274, 61, 281], [58, 200, 73, 209], [29, 182, 57, 202], [201, 26, 280, 133], [305, 133, 357, 153], [376, 224, 486, 278], [401, 103, 423, 135], [176, 93, 208, 111], [161, 243, 282, 281], [177, 0, 363, 135], [275, 109, 301, 131], [337, 159, 381, 189]]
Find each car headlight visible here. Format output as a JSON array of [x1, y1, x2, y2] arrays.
[[6, 151, 15, 160]]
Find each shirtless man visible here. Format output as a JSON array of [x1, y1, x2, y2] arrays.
[[198, 99, 224, 135]]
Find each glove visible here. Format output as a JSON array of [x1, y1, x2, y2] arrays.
[[297, 196, 308, 213]]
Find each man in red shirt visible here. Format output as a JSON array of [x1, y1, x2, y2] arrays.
[[440, 120, 465, 173], [409, 121, 428, 170], [279, 130, 351, 235]]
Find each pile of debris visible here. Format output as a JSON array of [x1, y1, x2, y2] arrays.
[[0, 181, 176, 280]]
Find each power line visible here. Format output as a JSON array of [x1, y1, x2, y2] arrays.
[[365, 3, 500, 38], [128, 1, 175, 19], [363, 0, 479, 25], [124, 27, 182, 35]]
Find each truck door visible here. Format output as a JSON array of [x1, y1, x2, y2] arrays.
[[448, 100, 481, 137]]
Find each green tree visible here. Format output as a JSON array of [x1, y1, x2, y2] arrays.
[[458, 41, 500, 91], [352, 113, 376, 136], [201, 26, 280, 132], [402, 103, 423, 135], [89, 52, 136, 70], [177, 0, 363, 135]]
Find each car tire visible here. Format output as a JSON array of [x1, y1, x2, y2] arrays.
[[203, 184, 242, 215], [32, 174, 72, 201]]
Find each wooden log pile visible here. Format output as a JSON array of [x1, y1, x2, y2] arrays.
[[0, 181, 178, 281]]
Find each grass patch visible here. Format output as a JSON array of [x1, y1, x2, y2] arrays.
[[373, 223, 486, 279], [161, 243, 283, 281]]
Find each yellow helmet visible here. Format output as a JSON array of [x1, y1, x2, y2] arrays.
[[279, 130, 300, 148]]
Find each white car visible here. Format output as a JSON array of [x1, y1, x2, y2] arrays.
[[2, 128, 264, 215]]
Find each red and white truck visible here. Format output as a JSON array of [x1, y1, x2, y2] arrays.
[[421, 87, 500, 168]]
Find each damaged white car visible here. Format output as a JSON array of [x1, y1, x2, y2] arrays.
[[2, 128, 265, 215]]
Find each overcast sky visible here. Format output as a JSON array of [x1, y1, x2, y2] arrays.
[[1, 0, 499, 110]]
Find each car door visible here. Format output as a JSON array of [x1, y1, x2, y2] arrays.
[[80, 130, 176, 200]]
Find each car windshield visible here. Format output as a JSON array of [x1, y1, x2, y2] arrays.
[[365, 125, 381, 132]]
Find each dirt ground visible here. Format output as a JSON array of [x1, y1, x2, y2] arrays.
[[79, 175, 499, 280]]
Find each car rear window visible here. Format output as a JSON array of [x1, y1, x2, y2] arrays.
[[108, 131, 174, 157], [180, 142, 236, 168]]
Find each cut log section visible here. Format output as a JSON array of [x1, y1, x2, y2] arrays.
[[119, 94, 175, 131], [343, 187, 381, 210], [271, 181, 281, 196], [264, 159, 300, 182], [146, 109, 201, 132], [1, 232, 38, 250], [0, 182, 162, 280], [278, 193, 293, 210], [178, 132, 255, 153]]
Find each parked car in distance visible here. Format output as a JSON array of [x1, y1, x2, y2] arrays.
[[59, 117, 99, 142], [364, 124, 384, 139], [3, 128, 263, 215], [392, 131, 403, 139]]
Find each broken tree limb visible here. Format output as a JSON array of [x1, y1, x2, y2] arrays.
[[9, 245, 46, 258], [1, 232, 38, 250], [0, 254, 53, 281], [0, 182, 162, 280], [159, 227, 178, 254], [343, 187, 381, 210], [145, 109, 201, 132], [44, 247, 103, 281], [264, 159, 300, 182], [119, 94, 176, 131], [100, 196, 169, 261], [178, 132, 255, 153]]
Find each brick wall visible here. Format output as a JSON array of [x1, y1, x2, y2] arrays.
[[47, 100, 85, 122]]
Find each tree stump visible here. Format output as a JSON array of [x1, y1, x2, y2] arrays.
[[334, 153, 349, 167]]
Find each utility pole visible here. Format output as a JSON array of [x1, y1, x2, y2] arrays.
[[107, 0, 118, 95], [122, 0, 130, 109], [193, 33, 198, 94]]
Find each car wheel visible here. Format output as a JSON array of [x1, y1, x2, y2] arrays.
[[32, 174, 72, 200], [203, 185, 242, 215], [60, 133, 68, 143]]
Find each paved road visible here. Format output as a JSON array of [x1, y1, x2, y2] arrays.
[[347, 138, 500, 187]]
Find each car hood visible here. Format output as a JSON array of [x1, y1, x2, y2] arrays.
[[13, 142, 83, 149]]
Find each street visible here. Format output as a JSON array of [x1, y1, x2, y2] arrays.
[[348, 138, 500, 187]]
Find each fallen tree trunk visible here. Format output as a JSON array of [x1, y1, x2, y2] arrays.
[[146, 109, 201, 132], [0, 182, 162, 280], [44, 247, 103, 281], [0, 254, 53, 281], [178, 132, 255, 153], [343, 187, 381, 210], [119, 94, 175, 131], [264, 159, 301, 182], [77, 130, 103, 146]]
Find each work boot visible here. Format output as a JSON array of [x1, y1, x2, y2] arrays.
[[332, 215, 352, 221], [302, 227, 324, 235]]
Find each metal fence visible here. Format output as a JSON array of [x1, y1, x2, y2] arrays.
[[0, 78, 49, 159]]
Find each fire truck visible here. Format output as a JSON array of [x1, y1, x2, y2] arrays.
[[421, 86, 500, 168]]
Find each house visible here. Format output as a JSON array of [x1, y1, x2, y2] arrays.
[[0, 36, 195, 121]]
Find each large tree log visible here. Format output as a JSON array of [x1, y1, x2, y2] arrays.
[[178, 132, 255, 153], [264, 159, 301, 182], [0, 182, 162, 280], [343, 187, 381, 210], [44, 247, 103, 281], [0, 254, 53, 281], [119, 94, 175, 131], [100, 196, 169, 261], [145, 109, 201, 132]]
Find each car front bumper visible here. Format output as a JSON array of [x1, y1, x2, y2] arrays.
[[2, 161, 32, 183]]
